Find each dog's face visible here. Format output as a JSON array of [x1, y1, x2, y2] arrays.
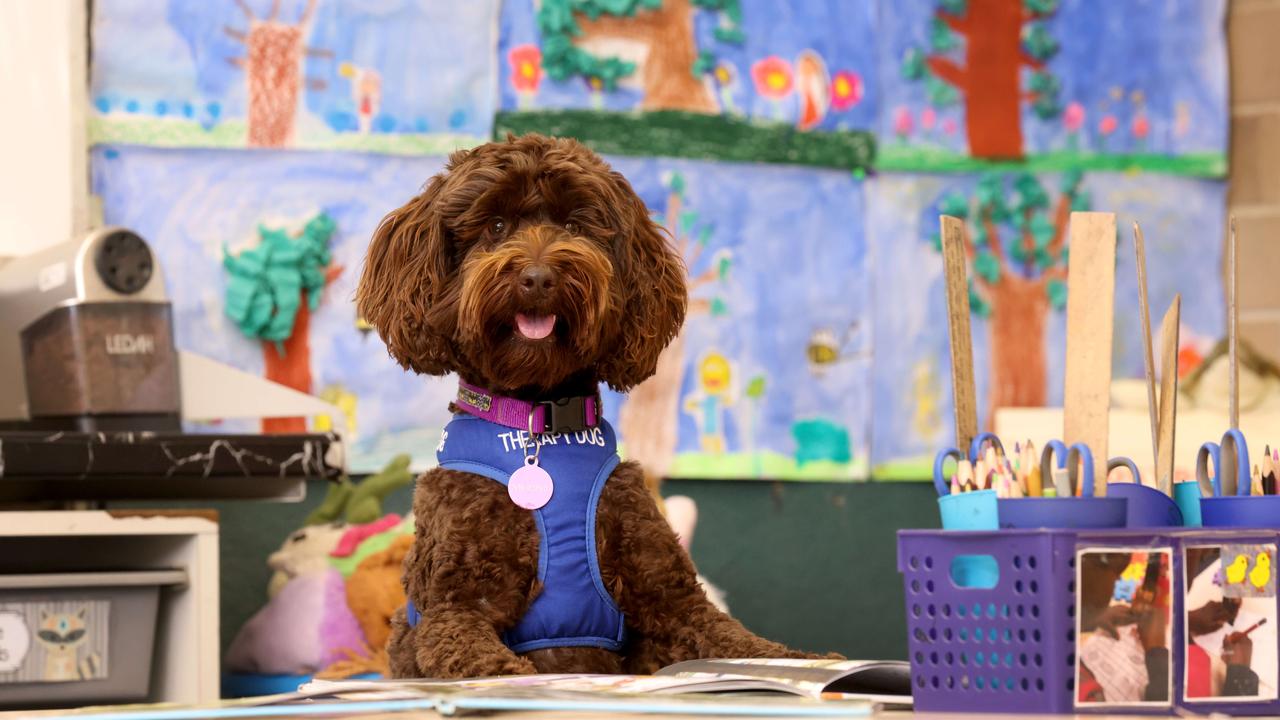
[[357, 135, 686, 395]]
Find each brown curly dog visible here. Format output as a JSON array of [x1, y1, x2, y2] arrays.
[[357, 134, 829, 679]]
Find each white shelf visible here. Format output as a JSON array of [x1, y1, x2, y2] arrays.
[[0, 511, 220, 706]]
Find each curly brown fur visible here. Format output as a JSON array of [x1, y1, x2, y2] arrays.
[[358, 134, 829, 678]]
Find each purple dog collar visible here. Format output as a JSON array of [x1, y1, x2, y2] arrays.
[[455, 381, 601, 435]]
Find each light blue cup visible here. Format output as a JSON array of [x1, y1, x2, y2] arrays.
[[1173, 481, 1203, 527], [937, 489, 999, 531]]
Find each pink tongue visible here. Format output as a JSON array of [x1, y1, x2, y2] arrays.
[[515, 313, 556, 340]]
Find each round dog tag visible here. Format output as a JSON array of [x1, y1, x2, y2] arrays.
[[508, 456, 553, 510]]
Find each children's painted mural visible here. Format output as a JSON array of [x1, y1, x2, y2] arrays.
[[879, 0, 1227, 173], [90, 0, 498, 154], [495, 0, 877, 172], [602, 157, 871, 481], [85, 0, 1231, 481], [868, 172, 1226, 477], [92, 147, 870, 479]]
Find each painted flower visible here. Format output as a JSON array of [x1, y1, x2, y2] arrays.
[[1063, 102, 1085, 132], [713, 61, 738, 89], [942, 118, 958, 136], [508, 44, 543, 94], [1099, 114, 1118, 136], [830, 70, 863, 111], [1132, 113, 1150, 139], [893, 107, 913, 136], [920, 107, 937, 131], [751, 56, 794, 99]]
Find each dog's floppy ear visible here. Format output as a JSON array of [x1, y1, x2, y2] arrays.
[[356, 176, 458, 375], [596, 172, 688, 391]]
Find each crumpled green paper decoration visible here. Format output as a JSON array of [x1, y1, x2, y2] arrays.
[[223, 212, 336, 350]]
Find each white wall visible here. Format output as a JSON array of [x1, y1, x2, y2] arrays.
[[0, 0, 90, 256]]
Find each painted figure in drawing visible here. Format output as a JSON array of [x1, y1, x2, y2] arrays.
[[684, 352, 734, 454]]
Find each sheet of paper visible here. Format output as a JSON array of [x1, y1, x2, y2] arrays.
[[1080, 630, 1150, 703]]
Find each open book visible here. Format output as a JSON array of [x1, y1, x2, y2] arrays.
[[299, 658, 911, 706], [655, 658, 911, 702]]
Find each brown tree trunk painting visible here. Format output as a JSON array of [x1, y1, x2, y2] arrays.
[[261, 293, 312, 434], [968, 191, 1071, 427], [245, 22, 305, 147], [575, 0, 717, 113], [227, 0, 328, 148], [926, 0, 1030, 159], [618, 186, 720, 500], [986, 275, 1049, 421]]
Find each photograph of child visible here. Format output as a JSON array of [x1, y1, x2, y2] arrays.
[[1075, 548, 1173, 707], [1184, 544, 1277, 702]]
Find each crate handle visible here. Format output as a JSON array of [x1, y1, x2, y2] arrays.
[[951, 555, 999, 589]]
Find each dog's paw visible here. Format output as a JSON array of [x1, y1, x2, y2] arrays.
[[493, 656, 539, 676]]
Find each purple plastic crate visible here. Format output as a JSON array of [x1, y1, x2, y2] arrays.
[[899, 530, 1079, 713], [901, 527, 1280, 714], [898, 529, 1190, 714]]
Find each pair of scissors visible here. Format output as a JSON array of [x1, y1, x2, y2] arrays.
[[1039, 440, 1142, 497], [933, 431, 1004, 496], [1197, 429, 1251, 497]]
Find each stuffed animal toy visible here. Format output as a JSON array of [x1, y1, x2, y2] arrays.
[[356, 134, 830, 678], [225, 457, 413, 676]]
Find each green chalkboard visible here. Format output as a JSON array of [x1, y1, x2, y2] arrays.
[[178, 479, 938, 663]]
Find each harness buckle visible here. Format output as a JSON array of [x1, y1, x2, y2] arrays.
[[531, 395, 600, 436]]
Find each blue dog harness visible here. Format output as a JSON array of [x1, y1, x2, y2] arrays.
[[405, 412, 626, 654]]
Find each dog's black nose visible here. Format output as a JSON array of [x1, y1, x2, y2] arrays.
[[518, 264, 557, 296]]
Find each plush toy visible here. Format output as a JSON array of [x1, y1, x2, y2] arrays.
[[345, 534, 413, 652], [225, 456, 413, 676]]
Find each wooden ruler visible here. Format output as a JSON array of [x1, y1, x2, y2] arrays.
[[941, 215, 978, 452], [1224, 216, 1241, 490], [1133, 222, 1160, 483], [1156, 295, 1181, 495], [1064, 212, 1117, 496]]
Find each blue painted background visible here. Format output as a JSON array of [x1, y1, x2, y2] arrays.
[[92, 0, 497, 138], [601, 157, 871, 475], [92, 147, 870, 476], [878, 0, 1227, 157]]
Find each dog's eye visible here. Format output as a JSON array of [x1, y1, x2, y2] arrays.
[[564, 222, 579, 235], [489, 218, 507, 237]]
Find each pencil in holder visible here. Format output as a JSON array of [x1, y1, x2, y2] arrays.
[[1197, 431, 1280, 528]]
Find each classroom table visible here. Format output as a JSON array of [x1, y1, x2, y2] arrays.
[[7, 707, 1269, 712]]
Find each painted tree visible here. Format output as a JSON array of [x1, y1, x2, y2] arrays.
[[538, 0, 743, 113], [226, 0, 330, 147], [902, 0, 1062, 159], [223, 212, 342, 433], [928, 171, 1088, 422], [619, 172, 730, 494]]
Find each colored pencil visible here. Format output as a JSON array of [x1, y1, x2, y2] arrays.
[[958, 460, 975, 492], [1244, 618, 1268, 636]]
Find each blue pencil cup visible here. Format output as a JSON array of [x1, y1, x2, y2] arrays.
[[1173, 481, 1203, 527], [1107, 482, 1183, 527], [1201, 495, 1280, 527], [938, 490, 999, 531], [996, 497, 1127, 529]]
